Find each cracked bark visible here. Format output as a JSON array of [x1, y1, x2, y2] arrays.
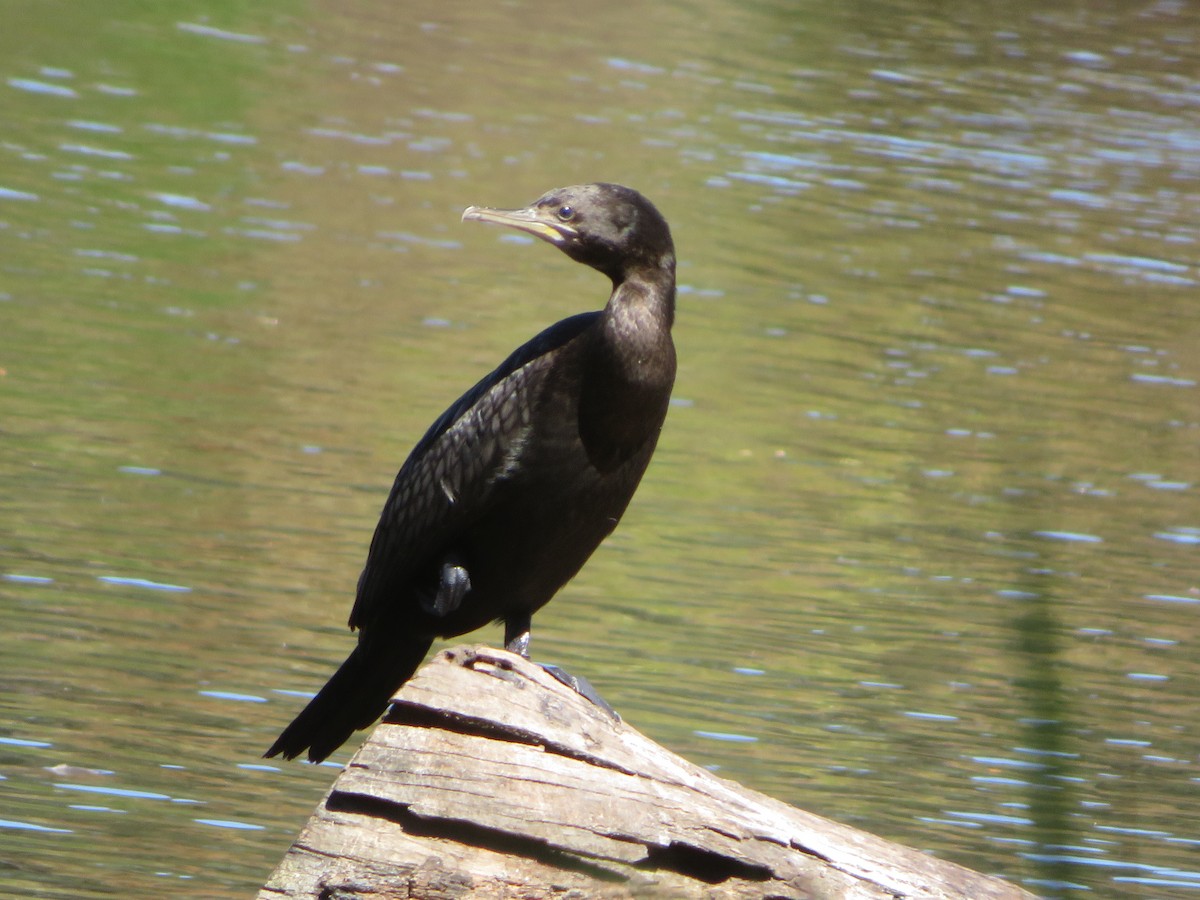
[[258, 646, 1036, 900]]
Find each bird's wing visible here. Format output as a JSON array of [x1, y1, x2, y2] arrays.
[[348, 311, 599, 632]]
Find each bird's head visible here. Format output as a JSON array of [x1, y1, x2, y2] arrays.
[[463, 183, 674, 285]]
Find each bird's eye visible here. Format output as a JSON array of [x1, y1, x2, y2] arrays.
[[556, 205, 575, 222]]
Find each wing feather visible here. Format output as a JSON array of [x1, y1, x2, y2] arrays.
[[349, 311, 598, 631]]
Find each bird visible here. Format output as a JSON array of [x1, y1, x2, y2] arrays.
[[265, 182, 677, 763]]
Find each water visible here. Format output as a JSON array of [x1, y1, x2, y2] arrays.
[[2, 1, 1198, 896]]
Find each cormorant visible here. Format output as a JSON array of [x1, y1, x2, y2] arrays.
[[265, 183, 676, 763]]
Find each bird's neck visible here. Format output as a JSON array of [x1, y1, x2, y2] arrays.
[[578, 271, 676, 469], [599, 264, 676, 383], [606, 253, 676, 333]]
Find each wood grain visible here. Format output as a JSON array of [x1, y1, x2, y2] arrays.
[[259, 645, 1037, 899]]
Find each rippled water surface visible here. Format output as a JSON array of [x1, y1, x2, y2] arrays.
[[2, 2, 1198, 897]]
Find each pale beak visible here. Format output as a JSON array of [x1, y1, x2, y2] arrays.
[[461, 204, 576, 246]]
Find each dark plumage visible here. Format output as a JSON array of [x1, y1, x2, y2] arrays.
[[265, 183, 676, 763]]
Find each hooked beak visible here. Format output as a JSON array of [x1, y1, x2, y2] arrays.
[[461, 204, 576, 246]]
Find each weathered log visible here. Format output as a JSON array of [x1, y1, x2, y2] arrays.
[[259, 645, 1035, 899]]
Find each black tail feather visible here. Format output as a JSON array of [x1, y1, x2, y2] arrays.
[[264, 637, 432, 763]]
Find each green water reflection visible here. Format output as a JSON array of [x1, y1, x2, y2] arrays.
[[2, 1, 1198, 897]]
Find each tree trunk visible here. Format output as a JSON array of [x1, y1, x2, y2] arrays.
[[258, 645, 1036, 899]]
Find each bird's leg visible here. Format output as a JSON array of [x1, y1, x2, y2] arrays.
[[503, 613, 532, 658], [421, 554, 471, 617], [502, 612, 618, 721]]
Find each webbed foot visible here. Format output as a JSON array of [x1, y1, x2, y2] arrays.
[[420, 555, 471, 617], [500, 613, 618, 719], [541, 664, 620, 721]]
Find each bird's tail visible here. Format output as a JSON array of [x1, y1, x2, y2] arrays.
[[264, 637, 432, 763]]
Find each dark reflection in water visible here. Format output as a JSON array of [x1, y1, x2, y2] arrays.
[[1012, 571, 1079, 894], [2, 1, 1199, 897]]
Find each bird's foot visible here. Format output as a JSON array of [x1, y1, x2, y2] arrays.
[[500, 615, 616, 718], [541, 664, 620, 721], [420, 557, 471, 617], [505, 629, 530, 659], [503, 615, 532, 659]]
